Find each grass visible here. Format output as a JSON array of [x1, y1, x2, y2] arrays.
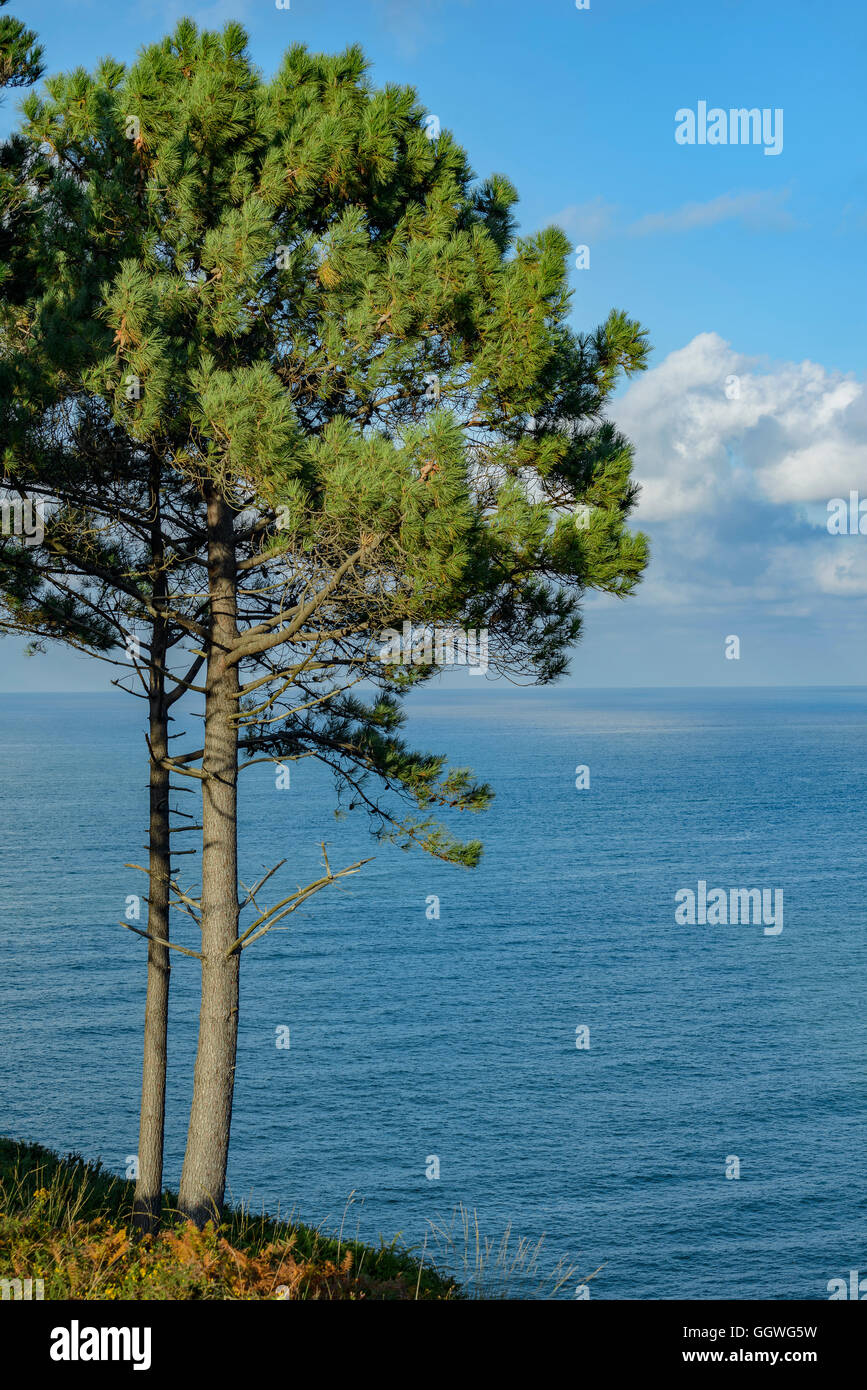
[[0, 1137, 459, 1300], [1, 1137, 594, 1301], [424, 1203, 597, 1300]]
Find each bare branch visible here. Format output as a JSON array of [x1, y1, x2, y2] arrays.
[[117, 920, 203, 959], [228, 849, 373, 956]]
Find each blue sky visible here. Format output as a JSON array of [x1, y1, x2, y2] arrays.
[[2, 0, 866, 688]]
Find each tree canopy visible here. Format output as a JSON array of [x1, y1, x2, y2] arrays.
[[0, 19, 651, 1224]]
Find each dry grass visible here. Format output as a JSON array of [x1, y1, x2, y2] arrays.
[[423, 1202, 602, 1300], [0, 1138, 458, 1300]]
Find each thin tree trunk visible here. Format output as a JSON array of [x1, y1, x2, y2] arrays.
[[178, 486, 240, 1227], [132, 464, 171, 1234], [132, 651, 171, 1232]]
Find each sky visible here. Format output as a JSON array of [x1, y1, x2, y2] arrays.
[[1, 0, 866, 689]]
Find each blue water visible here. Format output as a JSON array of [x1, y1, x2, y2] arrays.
[[2, 686, 865, 1299]]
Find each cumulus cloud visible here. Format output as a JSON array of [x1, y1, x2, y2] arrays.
[[615, 333, 866, 516], [609, 333, 867, 610]]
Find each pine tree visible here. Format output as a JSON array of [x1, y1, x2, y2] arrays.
[[0, 412, 207, 1234], [0, 45, 201, 1230], [4, 20, 650, 1228], [0, 0, 42, 95], [0, 0, 42, 307]]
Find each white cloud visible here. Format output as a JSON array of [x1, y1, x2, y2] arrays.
[[552, 197, 619, 241], [629, 189, 794, 236], [814, 553, 867, 595], [608, 333, 867, 614], [615, 333, 867, 519], [545, 190, 794, 243]]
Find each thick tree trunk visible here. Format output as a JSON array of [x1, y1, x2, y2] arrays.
[[133, 462, 171, 1235], [178, 487, 240, 1227]]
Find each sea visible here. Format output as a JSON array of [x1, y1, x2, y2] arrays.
[[2, 685, 865, 1299]]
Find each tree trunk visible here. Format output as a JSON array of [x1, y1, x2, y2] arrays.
[[178, 487, 240, 1227], [132, 651, 171, 1233], [132, 462, 171, 1235]]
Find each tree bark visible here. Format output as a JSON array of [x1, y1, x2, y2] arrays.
[[178, 486, 240, 1227], [132, 463, 171, 1235], [131, 648, 171, 1233]]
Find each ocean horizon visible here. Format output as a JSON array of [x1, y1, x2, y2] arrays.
[[3, 684, 865, 1298]]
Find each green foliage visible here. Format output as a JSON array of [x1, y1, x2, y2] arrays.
[[1, 19, 652, 868], [0, 0, 43, 96]]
